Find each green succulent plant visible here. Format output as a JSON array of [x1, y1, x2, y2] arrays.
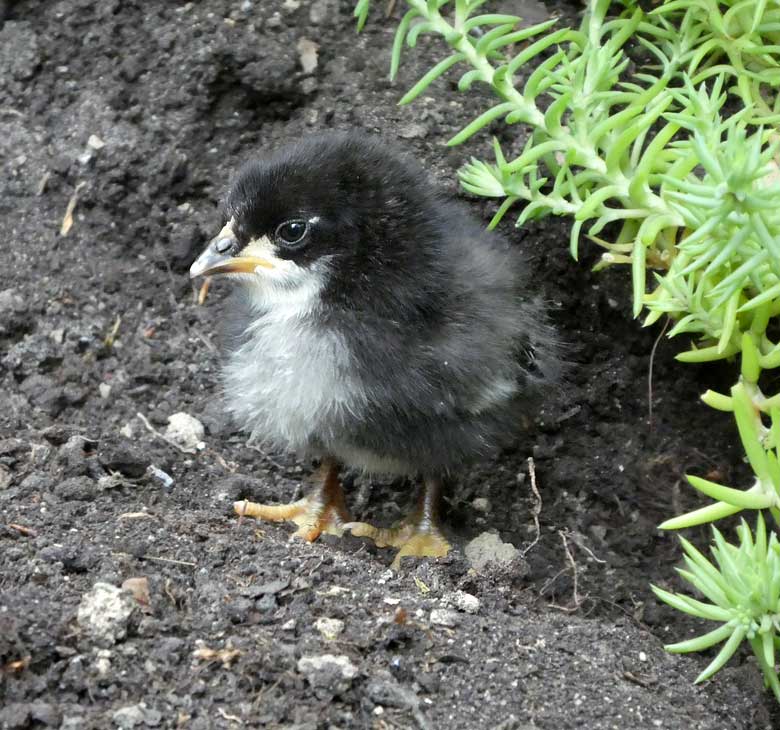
[[653, 513, 780, 700], [353, 0, 780, 698]]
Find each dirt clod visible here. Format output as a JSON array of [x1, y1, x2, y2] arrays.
[[464, 531, 521, 570], [76, 582, 136, 648], [97, 436, 151, 479]]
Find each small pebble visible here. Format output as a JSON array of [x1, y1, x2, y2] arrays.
[[297, 38, 318, 74], [445, 590, 480, 614], [377, 569, 393, 585], [315, 616, 345, 641], [430, 608, 460, 628], [95, 649, 112, 677], [472, 497, 490, 513]]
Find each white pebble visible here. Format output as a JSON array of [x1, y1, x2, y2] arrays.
[[77, 583, 135, 647], [315, 616, 345, 641], [448, 590, 480, 614], [472, 497, 490, 513], [430, 608, 460, 627], [165, 412, 205, 451]]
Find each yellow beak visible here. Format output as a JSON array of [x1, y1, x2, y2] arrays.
[[189, 227, 275, 278]]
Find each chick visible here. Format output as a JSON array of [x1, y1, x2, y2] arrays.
[[190, 131, 559, 568]]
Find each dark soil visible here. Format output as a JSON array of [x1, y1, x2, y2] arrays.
[[0, 1, 776, 728]]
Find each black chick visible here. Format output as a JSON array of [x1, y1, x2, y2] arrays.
[[190, 131, 559, 568]]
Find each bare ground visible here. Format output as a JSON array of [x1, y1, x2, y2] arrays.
[[0, 1, 776, 728]]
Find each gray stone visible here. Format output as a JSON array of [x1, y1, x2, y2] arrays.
[[297, 653, 357, 691], [366, 675, 418, 709], [112, 702, 161, 729]]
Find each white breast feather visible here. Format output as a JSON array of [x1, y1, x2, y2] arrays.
[[222, 261, 368, 456]]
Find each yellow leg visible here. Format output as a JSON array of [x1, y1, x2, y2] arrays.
[[344, 476, 451, 570], [234, 460, 349, 541]]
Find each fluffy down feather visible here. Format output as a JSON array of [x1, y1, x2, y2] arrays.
[[218, 132, 560, 475]]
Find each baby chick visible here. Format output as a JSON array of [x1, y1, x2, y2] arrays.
[[190, 131, 559, 568]]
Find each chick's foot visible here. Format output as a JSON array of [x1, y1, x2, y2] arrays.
[[344, 476, 450, 570], [345, 520, 451, 570], [234, 460, 349, 542]]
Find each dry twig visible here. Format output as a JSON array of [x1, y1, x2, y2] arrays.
[[216, 708, 243, 724], [647, 316, 670, 426], [7, 523, 37, 537], [547, 530, 588, 613], [193, 645, 244, 667], [60, 182, 85, 236], [521, 457, 542, 556], [118, 512, 160, 522]]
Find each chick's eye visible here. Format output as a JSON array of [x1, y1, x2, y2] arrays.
[[275, 220, 309, 246]]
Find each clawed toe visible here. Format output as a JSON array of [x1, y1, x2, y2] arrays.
[[344, 519, 450, 570], [234, 460, 349, 542]]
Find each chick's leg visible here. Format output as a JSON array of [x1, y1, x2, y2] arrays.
[[345, 476, 451, 570], [234, 459, 349, 541]]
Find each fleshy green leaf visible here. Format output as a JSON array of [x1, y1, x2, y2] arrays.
[[665, 623, 734, 654], [696, 626, 748, 682]]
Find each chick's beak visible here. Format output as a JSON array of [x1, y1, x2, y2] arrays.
[[189, 224, 275, 279]]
